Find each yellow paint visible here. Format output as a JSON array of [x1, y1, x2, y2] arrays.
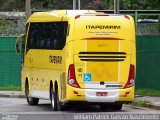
[[119, 86, 135, 101], [88, 62, 118, 82], [19, 10, 136, 104]]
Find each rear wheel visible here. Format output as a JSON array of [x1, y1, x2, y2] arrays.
[[51, 88, 63, 111], [25, 82, 39, 106]]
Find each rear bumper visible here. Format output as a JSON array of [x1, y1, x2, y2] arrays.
[[66, 85, 134, 103]]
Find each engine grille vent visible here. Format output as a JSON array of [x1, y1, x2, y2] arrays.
[[79, 52, 126, 62]]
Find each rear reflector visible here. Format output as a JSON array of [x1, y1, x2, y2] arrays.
[[124, 64, 135, 88], [68, 64, 80, 88]]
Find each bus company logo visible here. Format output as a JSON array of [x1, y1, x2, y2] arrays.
[[49, 56, 62, 64], [86, 25, 121, 29]]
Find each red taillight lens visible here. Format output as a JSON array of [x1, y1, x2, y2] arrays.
[[96, 14, 109, 16], [68, 64, 80, 88], [75, 15, 81, 19], [124, 15, 130, 20], [124, 64, 135, 88]]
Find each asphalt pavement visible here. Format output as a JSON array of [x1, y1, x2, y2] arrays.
[[0, 90, 160, 110], [0, 92, 160, 120]]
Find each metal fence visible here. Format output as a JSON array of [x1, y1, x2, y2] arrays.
[[136, 22, 160, 90], [0, 12, 25, 37], [0, 11, 160, 91], [1, 35, 160, 90], [137, 23, 160, 36], [136, 35, 160, 90], [0, 37, 21, 87]]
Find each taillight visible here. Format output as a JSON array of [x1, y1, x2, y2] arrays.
[[124, 64, 135, 88], [68, 64, 80, 88], [96, 14, 109, 16], [75, 15, 81, 19], [124, 15, 130, 20]]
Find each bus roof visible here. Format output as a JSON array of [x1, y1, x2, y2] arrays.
[[27, 10, 101, 22], [27, 10, 129, 23]]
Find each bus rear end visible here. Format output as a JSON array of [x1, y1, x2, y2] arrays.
[[66, 14, 136, 109]]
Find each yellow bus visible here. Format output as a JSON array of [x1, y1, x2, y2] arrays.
[[16, 10, 136, 111]]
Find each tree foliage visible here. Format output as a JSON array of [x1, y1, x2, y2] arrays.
[[120, 0, 160, 10], [0, 0, 160, 11], [0, 0, 25, 11], [31, 0, 72, 10], [85, 0, 107, 10]]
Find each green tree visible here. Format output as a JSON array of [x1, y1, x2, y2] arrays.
[[84, 0, 107, 10], [32, 0, 72, 10], [0, 0, 160, 11], [104, 0, 114, 9], [0, 0, 25, 11], [120, 0, 160, 10], [121, 0, 131, 10]]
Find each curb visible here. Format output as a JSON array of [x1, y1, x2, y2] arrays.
[[131, 99, 160, 110], [125, 104, 149, 110], [0, 94, 25, 98], [144, 103, 160, 110]]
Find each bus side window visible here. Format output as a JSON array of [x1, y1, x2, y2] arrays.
[[26, 23, 34, 52], [26, 22, 68, 51], [54, 22, 68, 50]]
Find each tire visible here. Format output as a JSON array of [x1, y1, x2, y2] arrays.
[[25, 82, 39, 106], [51, 88, 64, 111], [111, 104, 122, 111]]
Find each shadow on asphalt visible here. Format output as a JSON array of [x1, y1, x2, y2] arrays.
[[36, 103, 125, 112]]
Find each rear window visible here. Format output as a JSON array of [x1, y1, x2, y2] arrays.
[[26, 22, 68, 51]]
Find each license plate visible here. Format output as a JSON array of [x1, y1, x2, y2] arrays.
[[96, 92, 108, 96]]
